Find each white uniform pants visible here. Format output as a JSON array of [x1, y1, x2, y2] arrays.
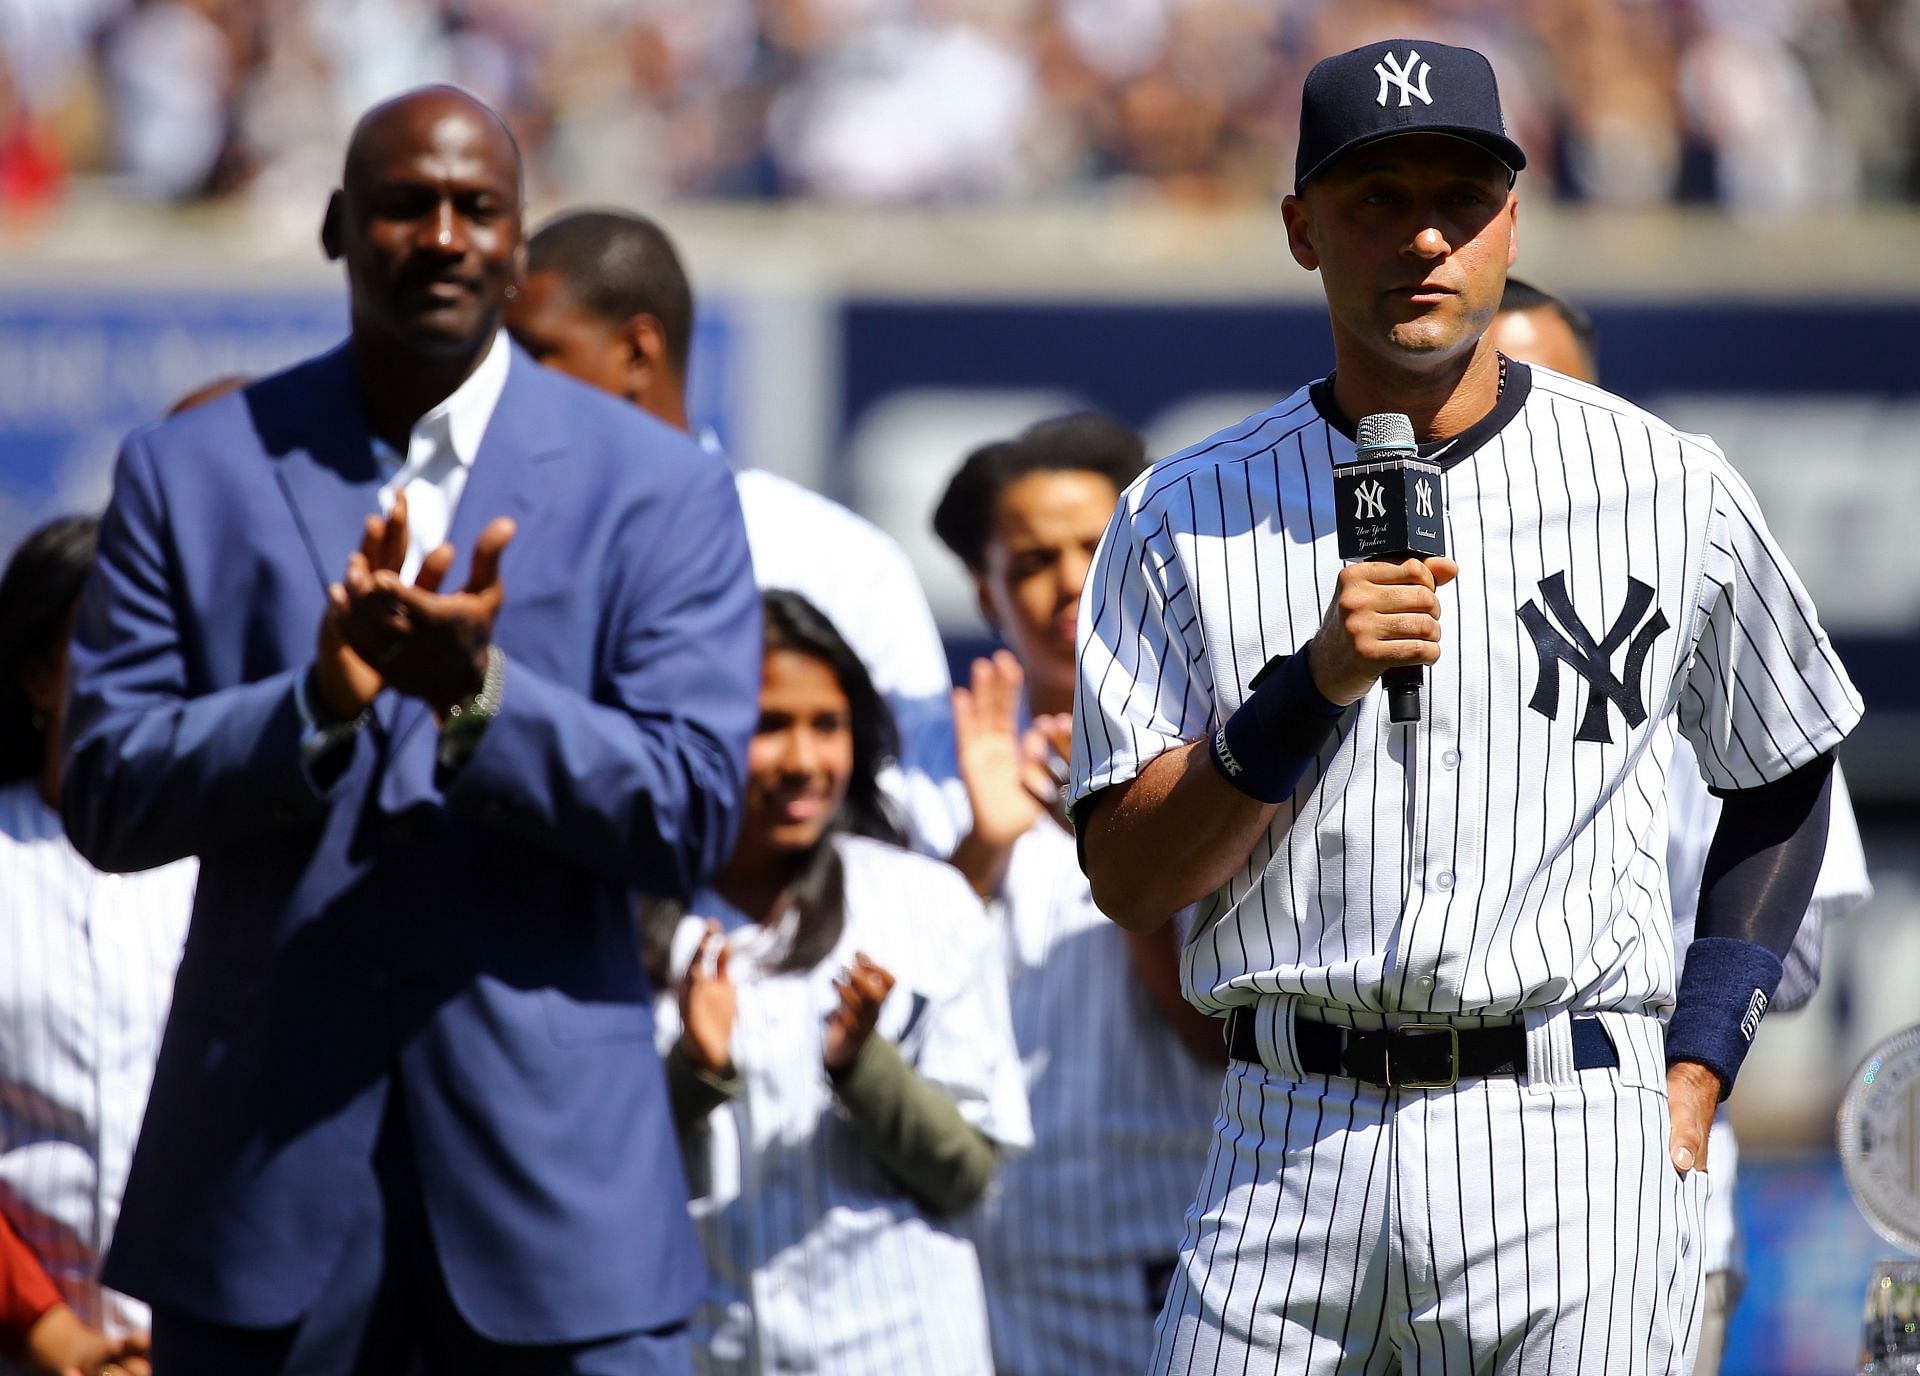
[[1149, 1009, 1708, 1375]]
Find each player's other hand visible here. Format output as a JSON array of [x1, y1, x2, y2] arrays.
[[1665, 1059, 1719, 1177], [1306, 557, 1459, 707], [823, 952, 894, 1075], [675, 920, 736, 1076]]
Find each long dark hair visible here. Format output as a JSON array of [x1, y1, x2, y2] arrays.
[[640, 589, 905, 984], [758, 589, 903, 972], [0, 516, 99, 788]]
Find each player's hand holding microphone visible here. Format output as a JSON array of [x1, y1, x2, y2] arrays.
[[1306, 557, 1458, 707], [1312, 413, 1457, 717], [1206, 413, 1455, 808]]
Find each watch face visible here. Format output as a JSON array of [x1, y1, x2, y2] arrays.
[[1839, 1024, 1920, 1257]]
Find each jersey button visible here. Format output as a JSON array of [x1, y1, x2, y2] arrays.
[[1441, 749, 1461, 770], [1417, 975, 1435, 991], [1434, 870, 1455, 890]]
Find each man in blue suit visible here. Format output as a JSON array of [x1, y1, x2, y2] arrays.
[[61, 86, 761, 1374]]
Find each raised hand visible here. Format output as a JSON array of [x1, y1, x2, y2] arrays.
[[311, 491, 414, 721], [358, 515, 517, 718], [950, 653, 1066, 895], [823, 952, 894, 1075], [953, 651, 1054, 851], [675, 920, 737, 1076]]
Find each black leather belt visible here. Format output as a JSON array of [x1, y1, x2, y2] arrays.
[[1225, 1009, 1618, 1088]]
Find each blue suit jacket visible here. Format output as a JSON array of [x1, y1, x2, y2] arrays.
[[63, 342, 761, 1342]]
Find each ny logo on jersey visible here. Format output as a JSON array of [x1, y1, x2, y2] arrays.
[[1374, 50, 1433, 108], [1354, 478, 1388, 520], [1414, 477, 1435, 518], [1518, 572, 1670, 744]]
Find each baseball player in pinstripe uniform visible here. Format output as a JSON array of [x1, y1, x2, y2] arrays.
[[1487, 280, 1876, 1376], [1068, 39, 1861, 1374]]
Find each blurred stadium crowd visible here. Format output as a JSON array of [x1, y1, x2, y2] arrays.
[[4, 0, 1920, 214]]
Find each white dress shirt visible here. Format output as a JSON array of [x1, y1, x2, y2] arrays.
[[371, 330, 511, 578], [0, 779, 196, 1342]]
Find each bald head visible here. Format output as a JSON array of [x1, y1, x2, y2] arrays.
[[323, 85, 527, 362], [343, 85, 522, 198]]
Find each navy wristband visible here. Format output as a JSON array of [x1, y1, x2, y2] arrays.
[[1208, 652, 1347, 804], [1665, 937, 1784, 1100]]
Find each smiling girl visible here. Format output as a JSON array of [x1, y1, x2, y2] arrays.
[[654, 590, 1030, 1376]]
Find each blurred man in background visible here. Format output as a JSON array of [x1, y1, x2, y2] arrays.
[[505, 207, 967, 855], [1488, 278, 1875, 1376], [62, 86, 761, 1374]]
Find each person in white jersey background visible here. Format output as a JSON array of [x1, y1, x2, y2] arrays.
[[1068, 38, 1860, 1374], [930, 414, 1224, 1376], [1487, 278, 1876, 1376], [654, 590, 1030, 1376], [0, 517, 191, 1376], [503, 210, 967, 855]]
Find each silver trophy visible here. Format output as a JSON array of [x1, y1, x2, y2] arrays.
[[1838, 1024, 1920, 1374]]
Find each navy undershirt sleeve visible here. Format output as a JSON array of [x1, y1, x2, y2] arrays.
[[1667, 750, 1834, 1094], [1695, 750, 1834, 955]]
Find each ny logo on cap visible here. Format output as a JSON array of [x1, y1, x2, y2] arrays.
[[1375, 50, 1433, 108]]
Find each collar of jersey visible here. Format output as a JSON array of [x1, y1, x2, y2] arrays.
[[1310, 356, 1533, 471]]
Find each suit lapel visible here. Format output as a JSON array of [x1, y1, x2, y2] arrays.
[[271, 346, 384, 594], [380, 348, 566, 800]]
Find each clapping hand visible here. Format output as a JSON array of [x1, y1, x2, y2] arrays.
[[23, 1302, 150, 1376], [823, 952, 894, 1075], [953, 652, 1067, 848], [334, 490, 518, 720], [310, 490, 413, 722], [949, 653, 1073, 895], [675, 920, 737, 1077]]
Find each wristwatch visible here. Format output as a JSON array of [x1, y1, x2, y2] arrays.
[[438, 645, 505, 770]]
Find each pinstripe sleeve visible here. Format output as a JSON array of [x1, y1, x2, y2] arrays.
[[1066, 489, 1211, 814], [1676, 455, 1862, 790]]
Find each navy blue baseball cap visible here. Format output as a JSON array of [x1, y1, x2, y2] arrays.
[[1294, 39, 1526, 192]]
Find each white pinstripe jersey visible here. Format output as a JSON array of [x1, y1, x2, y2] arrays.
[[966, 818, 1219, 1265], [1068, 362, 1863, 1025], [0, 779, 194, 1342], [656, 834, 1031, 1376]]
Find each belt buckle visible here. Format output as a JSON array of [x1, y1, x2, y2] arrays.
[[1386, 1024, 1459, 1089]]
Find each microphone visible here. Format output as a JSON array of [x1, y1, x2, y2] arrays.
[[1333, 413, 1447, 726]]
